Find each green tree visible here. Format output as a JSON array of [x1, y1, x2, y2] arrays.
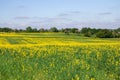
[[84, 31, 92, 37], [96, 29, 112, 38], [0, 27, 13, 32], [116, 27, 120, 32], [71, 28, 79, 33], [50, 27, 58, 32], [81, 27, 89, 34], [26, 26, 33, 32], [39, 28, 45, 32], [32, 28, 38, 32]]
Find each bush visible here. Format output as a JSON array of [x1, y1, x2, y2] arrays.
[[96, 29, 112, 38], [50, 27, 58, 32], [84, 32, 91, 37]]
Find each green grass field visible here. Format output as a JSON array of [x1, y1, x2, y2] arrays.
[[0, 33, 120, 80]]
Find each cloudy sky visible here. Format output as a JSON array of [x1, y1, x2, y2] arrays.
[[0, 0, 120, 29]]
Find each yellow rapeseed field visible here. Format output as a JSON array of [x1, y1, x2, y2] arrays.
[[0, 33, 120, 80]]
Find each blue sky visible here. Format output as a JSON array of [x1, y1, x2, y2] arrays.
[[0, 0, 120, 29]]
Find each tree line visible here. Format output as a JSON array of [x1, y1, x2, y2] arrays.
[[0, 26, 120, 38]]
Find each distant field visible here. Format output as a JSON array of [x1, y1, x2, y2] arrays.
[[0, 33, 120, 45], [0, 33, 120, 80]]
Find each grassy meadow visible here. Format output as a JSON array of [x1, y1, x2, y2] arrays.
[[0, 33, 120, 80]]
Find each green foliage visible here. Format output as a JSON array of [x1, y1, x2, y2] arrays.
[[32, 28, 38, 32], [115, 27, 120, 32], [50, 27, 58, 32], [0, 26, 120, 38], [39, 28, 45, 32], [26, 26, 33, 32], [0, 27, 13, 32], [84, 31, 92, 37], [81, 27, 90, 34], [96, 29, 112, 38], [70, 28, 79, 33]]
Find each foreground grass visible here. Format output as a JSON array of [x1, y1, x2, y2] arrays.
[[0, 33, 120, 80]]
